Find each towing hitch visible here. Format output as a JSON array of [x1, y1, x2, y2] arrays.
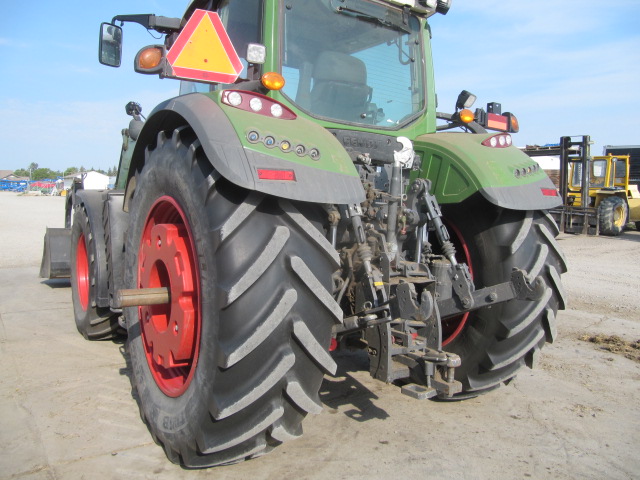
[[364, 320, 463, 399], [357, 268, 545, 399]]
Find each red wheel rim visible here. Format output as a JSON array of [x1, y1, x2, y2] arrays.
[[138, 196, 201, 397], [75, 233, 90, 311], [441, 220, 473, 347]]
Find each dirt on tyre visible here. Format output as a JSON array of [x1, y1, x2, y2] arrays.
[[440, 199, 567, 396], [124, 127, 341, 467], [70, 204, 120, 340], [598, 196, 628, 236]]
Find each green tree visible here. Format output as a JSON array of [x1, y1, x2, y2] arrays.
[[32, 168, 62, 181], [64, 167, 79, 177], [13, 168, 29, 177]]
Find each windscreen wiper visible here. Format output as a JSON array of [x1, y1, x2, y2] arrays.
[[330, 0, 411, 32]]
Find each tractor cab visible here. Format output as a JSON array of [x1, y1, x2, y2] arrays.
[[99, 0, 521, 139], [174, 0, 427, 129]]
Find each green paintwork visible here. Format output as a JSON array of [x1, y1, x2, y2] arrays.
[[411, 132, 548, 204], [115, 134, 136, 190], [205, 91, 360, 177]]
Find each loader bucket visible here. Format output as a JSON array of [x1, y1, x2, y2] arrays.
[[39, 227, 71, 278]]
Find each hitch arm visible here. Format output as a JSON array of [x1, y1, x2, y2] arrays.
[[438, 269, 546, 318]]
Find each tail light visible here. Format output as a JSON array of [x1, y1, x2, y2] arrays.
[[221, 90, 296, 120], [482, 133, 512, 148]]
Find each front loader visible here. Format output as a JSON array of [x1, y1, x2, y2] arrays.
[[41, 0, 566, 467]]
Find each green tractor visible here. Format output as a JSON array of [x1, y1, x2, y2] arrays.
[[42, 0, 566, 467]]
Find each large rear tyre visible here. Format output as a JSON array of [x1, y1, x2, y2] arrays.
[[70, 204, 119, 340], [125, 127, 341, 467], [440, 200, 567, 396], [598, 196, 627, 236]]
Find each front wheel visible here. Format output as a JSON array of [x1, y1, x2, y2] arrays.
[[125, 127, 341, 467], [598, 196, 627, 236], [70, 204, 119, 340], [440, 200, 567, 396]]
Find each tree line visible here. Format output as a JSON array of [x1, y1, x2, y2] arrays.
[[12, 163, 118, 181]]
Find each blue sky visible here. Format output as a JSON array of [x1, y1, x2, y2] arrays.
[[1, 0, 639, 173]]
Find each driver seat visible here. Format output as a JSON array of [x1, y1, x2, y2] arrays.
[[310, 51, 372, 122]]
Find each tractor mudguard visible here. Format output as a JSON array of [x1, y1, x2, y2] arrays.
[[104, 192, 127, 309], [413, 132, 562, 210], [128, 93, 365, 205], [73, 189, 111, 309]]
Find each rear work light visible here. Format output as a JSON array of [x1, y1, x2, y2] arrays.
[[221, 90, 296, 120], [482, 133, 512, 148]]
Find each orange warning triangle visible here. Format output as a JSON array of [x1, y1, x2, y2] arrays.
[[166, 10, 243, 83]]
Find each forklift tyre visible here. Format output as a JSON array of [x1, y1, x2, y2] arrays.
[[598, 196, 628, 236], [125, 127, 340, 467]]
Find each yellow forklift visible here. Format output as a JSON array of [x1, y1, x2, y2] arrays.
[[549, 136, 640, 235]]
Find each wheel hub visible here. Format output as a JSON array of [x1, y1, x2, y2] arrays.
[[138, 197, 200, 397], [614, 205, 625, 227]]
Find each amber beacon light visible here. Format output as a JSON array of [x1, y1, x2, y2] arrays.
[[138, 47, 163, 70], [261, 72, 286, 90]]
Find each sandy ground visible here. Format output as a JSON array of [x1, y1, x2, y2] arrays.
[[0, 191, 639, 480]]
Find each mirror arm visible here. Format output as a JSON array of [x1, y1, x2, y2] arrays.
[[111, 14, 181, 34]]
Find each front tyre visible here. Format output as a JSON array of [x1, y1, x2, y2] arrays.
[[441, 200, 567, 396], [70, 204, 119, 340], [125, 127, 341, 467]]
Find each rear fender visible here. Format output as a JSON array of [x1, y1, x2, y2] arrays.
[[413, 132, 562, 210], [126, 93, 365, 206]]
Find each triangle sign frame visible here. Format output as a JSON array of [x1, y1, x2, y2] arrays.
[[166, 9, 243, 84]]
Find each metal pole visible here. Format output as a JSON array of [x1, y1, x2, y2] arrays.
[[115, 287, 170, 308]]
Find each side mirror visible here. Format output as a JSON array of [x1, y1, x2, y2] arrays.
[[99, 23, 123, 67]]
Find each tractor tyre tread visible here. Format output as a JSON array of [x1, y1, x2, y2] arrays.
[[441, 202, 567, 395], [125, 126, 338, 468]]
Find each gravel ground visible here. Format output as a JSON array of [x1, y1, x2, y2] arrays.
[[0, 191, 639, 480]]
